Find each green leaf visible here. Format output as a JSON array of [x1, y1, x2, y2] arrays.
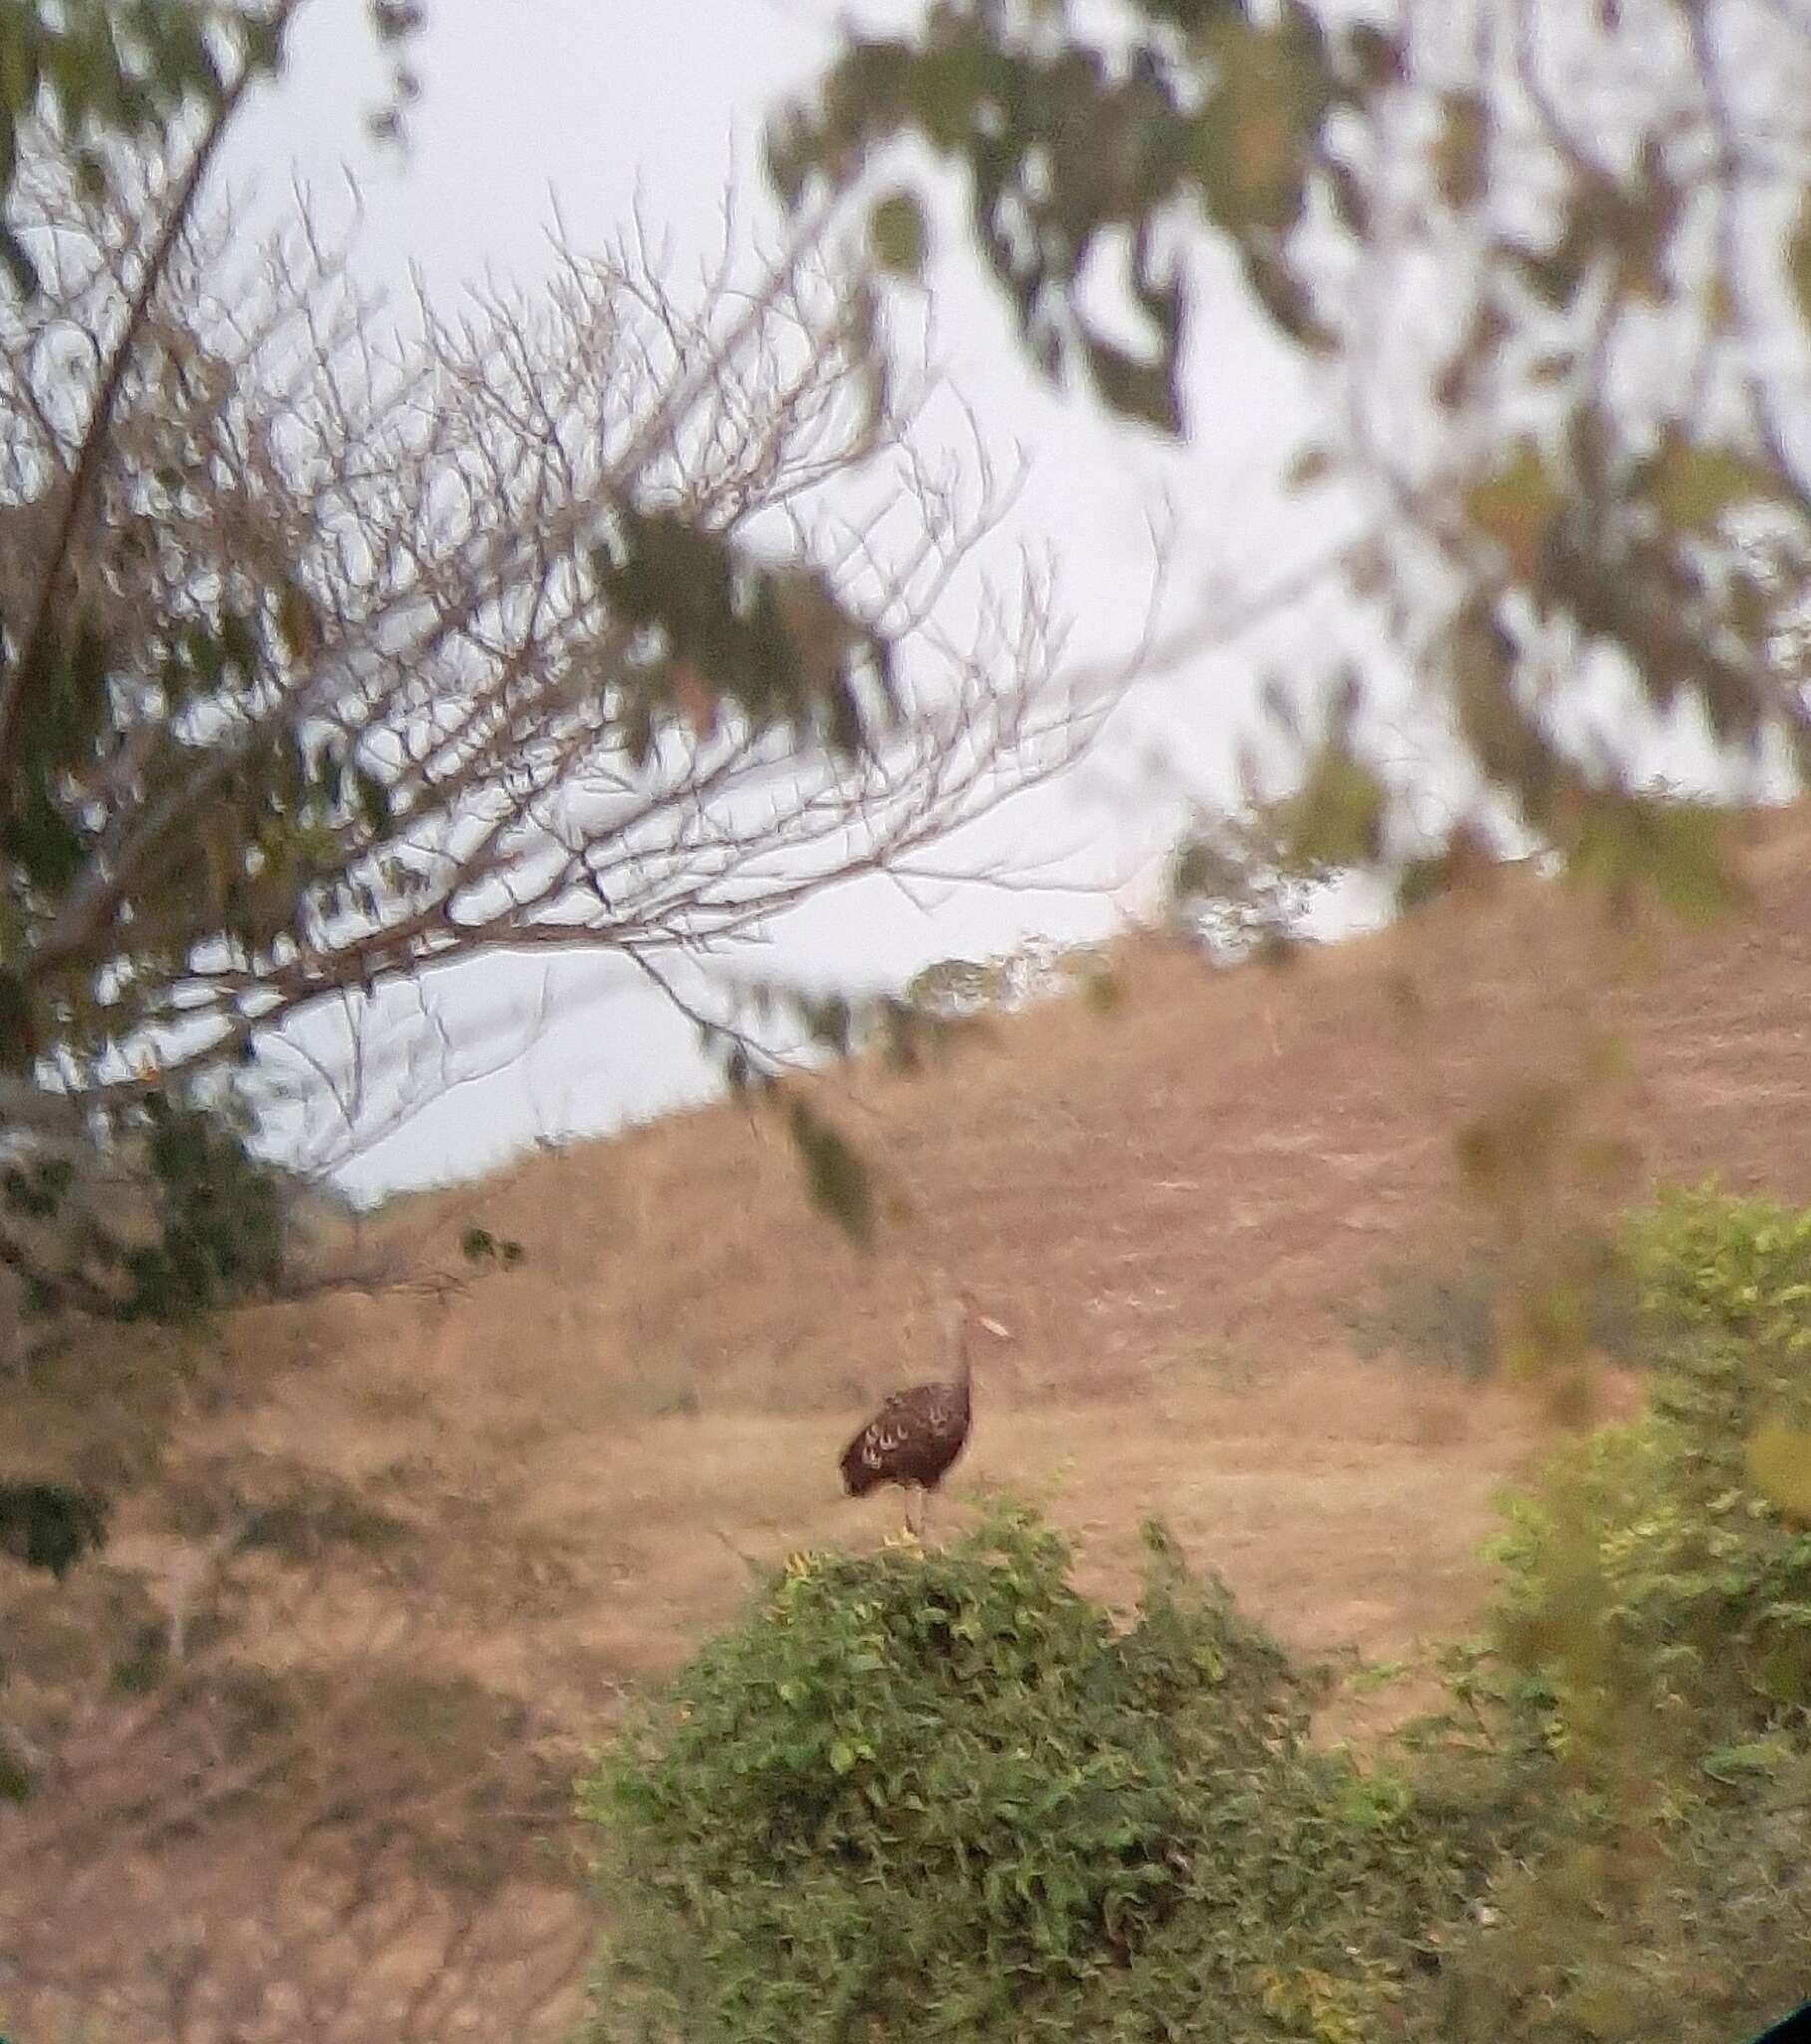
[[1701, 1738, 1791, 1783], [1432, 91, 1488, 210], [1647, 434, 1773, 534], [1746, 1419, 1811, 1519], [1466, 440, 1566, 579], [1287, 746, 1386, 868], [1786, 188, 1811, 330], [371, 0, 426, 42], [869, 188, 927, 279], [1567, 792, 1748, 925], [1283, 443, 1334, 490], [1193, 20, 1329, 238], [1082, 333, 1180, 434], [784, 1094, 875, 1246], [0, 1483, 108, 1578]]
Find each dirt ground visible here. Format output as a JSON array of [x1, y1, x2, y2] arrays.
[[7, 807, 1811, 2040]]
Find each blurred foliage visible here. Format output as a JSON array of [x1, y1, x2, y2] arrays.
[[583, 1505, 1506, 2044], [595, 514, 900, 764], [903, 936, 1115, 1017], [2, 1091, 286, 1324], [0, 1, 284, 293], [0, 1, 422, 288], [459, 1225, 525, 1271], [1406, 1182, 1811, 2043], [783, 1093, 877, 1249], [768, 3, 1332, 432], [776, 0, 1811, 903], [867, 187, 928, 278], [1445, 1051, 1647, 1395], [1346, 1224, 1641, 1388], [1168, 797, 1339, 964], [0, 1480, 108, 1578]]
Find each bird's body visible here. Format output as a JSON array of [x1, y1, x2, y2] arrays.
[[839, 1379, 971, 1498], [839, 1291, 1004, 1534]]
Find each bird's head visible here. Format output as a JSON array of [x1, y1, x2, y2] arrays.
[[943, 1286, 1014, 1351]]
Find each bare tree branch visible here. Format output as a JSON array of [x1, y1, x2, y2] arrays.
[[0, 140, 1117, 1185]]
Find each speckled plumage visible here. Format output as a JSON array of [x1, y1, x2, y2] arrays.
[[839, 1294, 992, 1532], [839, 1378, 970, 1497]]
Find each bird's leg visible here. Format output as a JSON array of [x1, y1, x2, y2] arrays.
[[903, 1485, 922, 1539]]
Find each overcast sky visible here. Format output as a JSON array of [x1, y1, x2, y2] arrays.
[[225, 0, 1379, 1199]]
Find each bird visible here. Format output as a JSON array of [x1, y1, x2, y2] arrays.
[[839, 1288, 1011, 1536]]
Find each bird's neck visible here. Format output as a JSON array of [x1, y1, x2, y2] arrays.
[[954, 1320, 972, 1397]]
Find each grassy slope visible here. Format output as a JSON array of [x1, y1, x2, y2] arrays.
[[7, 806, 1811, 2039]]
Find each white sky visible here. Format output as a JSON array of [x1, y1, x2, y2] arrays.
[[226, 0, 1382, 1199]]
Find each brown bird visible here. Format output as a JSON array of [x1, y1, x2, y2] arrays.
[[839, 1289, 1011, 1536]]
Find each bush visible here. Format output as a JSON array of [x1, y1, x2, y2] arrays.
[[1344, 1238, 1508, 1381], [1485, 1182, 1811, 1743], [579, 1190, 1811, 2044], [1625, 1179, 1811, 1473], [1345, 1228, 1639, 1384], [582, 1506, 1494, 2044], [1404, 1181, 1811, 2043], [1165, 800, 1338, 966], [3, 1091, 287, 1323]]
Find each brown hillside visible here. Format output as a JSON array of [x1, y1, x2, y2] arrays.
[[7, 805, 1811, 2040]]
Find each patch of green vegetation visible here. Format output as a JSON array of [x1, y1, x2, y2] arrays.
[[1342, 1653, 1416, 1698], [581, 1184, 1811, 2044], [1167, 1331, 1269, 1391], [1345, 1225, 1639, 1383], [109, 1623, 169, 1695], [1345, 1237, 1507, 1380], [1405, 1181, 1811, 2042], [583, 1504, 1503, 2044], [237, 1472, 415, 1566], [0, 1734, 32, 1801]]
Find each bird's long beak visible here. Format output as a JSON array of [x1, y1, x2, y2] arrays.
[[977, 1312, 1012, 1342]]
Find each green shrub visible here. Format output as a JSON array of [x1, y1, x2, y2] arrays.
[[582, 1506, 1493, 2044], [578, 1189, 1811, 2044], [3, 1091, 287, 1323], [1344, 1238, 1507, 1380], [1484, 1183, 1811, 1742], [1405, 1181, 1811, 2043], [1422, 1767, 1811, 2044], [1625, 1179, 1811, 1473], [1488, 1421, 1811, 1750], [1376, 1183, 1811, 1753], [1344, 1228, 1638, 1383]]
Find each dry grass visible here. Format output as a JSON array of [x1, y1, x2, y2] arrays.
[[11, 803, 1811, 2038]]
